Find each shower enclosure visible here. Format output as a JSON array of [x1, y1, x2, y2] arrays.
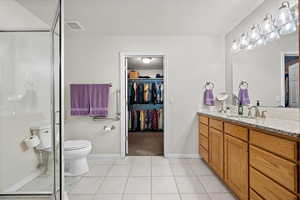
[[0, 1, 62, 199]]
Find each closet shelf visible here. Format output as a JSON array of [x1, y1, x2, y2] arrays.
[[129, 78, 164, 81], [129, 104, 163, 110], [129, 130, 163, 133]]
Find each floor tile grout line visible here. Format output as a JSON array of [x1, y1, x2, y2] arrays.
[[93, 160, 118, 198], [171, 162, 183, 200], [92, 165, 111, 199], [150, 156, 153, 200], [121, 157, 133, 200]]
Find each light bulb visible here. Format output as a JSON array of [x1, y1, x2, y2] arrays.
[[266, 31, 280, 43], [249, 25, 261, 43], [261, 14, 277, 34], [278, 22, 297, 35], [246, 43, 256, 50], [239, 33, 249, 49], [277, 1, 294, 27], [256, 37, 266, 46], [231, 40, 239, 51], [142, 57, 152, 64]]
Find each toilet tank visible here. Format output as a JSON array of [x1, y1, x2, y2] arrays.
[[30, 124, 52, 150]]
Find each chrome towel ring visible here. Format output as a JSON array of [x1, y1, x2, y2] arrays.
[[239, 81, 248, 89], [204, 81, 215, 90]]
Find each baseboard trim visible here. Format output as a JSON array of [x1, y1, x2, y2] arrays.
[[88, 154, 200, 159], [4, 169, 44, 193], [165, 154, 201, 159], [89, 154, 121, 159]]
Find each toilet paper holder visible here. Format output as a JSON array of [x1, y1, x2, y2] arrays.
[[103, 125, 116, 132], [24, 135, 40, 148]]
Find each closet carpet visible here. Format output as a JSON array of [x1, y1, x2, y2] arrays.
[[128, 132, 163, 156]]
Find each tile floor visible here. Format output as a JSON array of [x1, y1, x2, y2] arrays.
[[67, 156, 237, 200]]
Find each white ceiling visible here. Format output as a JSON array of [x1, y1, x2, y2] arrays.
[[65, 0, 264, 36], [0, 0, 49, 30], [15, 0, 58, 27], [128, 57, 163, 70]]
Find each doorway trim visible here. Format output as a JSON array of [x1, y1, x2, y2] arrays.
[[120, 51, 168, 158], [280, 52, 299, 107]]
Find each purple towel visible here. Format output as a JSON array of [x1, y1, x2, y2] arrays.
[[238, 89, 250, 105], [70, 84, 90, 116], [204, 89, 215, 106], [89, 84, 110, 117]]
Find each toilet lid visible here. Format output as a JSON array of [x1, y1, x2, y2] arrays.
[[64, 140, 91, 151]]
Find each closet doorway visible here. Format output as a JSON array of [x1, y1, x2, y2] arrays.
[[120, 53, 167, 157]]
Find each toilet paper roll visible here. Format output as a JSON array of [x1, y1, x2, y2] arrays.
[[24, 135, 40, 148]]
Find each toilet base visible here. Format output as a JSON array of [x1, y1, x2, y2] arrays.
[[65, 157, 89, 176]]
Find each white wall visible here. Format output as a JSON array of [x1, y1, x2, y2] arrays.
[[65, 34, 225, 156], [0, 32, 51, 192]]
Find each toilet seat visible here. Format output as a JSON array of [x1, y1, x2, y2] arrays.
[[64, 140, 91, 151]]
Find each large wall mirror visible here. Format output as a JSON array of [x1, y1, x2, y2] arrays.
[[231, 0, 299, 108]]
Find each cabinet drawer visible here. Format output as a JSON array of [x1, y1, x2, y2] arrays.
[[199, 145, 208, 163], [249, 130, 297, 161], [199, 115, 209, 125], [224, 123, 248, 141], [199, 123, 209, 137], [250, 189, 264, 200], [199, 134, 208, 150], [209, 118, 223, 131], [250, 167, 297, 200], [250, 146, 297, 192]]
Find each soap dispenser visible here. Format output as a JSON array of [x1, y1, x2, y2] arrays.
[[238, 102, 243, 115]]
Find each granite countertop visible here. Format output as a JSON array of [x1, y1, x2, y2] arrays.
[[198, 109, 300, 138]]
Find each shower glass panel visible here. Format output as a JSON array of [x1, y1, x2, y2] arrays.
[[0, 28, 61, 200], [0, 32, 53, 195]]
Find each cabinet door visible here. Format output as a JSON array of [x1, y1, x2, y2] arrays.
[[209, 128, 224, 178], [224, 134, 248, 200]]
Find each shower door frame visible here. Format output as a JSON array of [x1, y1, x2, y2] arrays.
[[0, 0, 63, 199]]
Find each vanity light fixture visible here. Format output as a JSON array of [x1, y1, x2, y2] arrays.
[[261, 14, 280, 42], [249, 25, 265, 47], [231, 40, 239, 51], [277, 1, 297, 35], [231, 1, 299, 54], [142, 57, 152, 64], [291, 3, 299, 25], [249, 25, 261, 42], [239, 33, 250, 50]]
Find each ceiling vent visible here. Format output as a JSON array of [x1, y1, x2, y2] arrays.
[[66, 21, 85, 31]]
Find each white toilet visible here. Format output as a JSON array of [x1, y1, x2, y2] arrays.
[[31, 123, 92, 176], [64, 140, 92, 176]]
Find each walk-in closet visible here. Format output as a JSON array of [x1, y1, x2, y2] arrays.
[[126, 56, 164, 156]]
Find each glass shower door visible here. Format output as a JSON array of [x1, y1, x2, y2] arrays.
[[52, 6, 63, 199]]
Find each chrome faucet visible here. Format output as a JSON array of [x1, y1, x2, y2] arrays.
[[248, 106, 260, 118]]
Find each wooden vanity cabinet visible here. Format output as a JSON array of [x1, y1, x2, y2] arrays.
[[209, 127, 224, 178], [224, 134, 248, 200], [198, 115, 209, 163], [198, 114, 300, 200]]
